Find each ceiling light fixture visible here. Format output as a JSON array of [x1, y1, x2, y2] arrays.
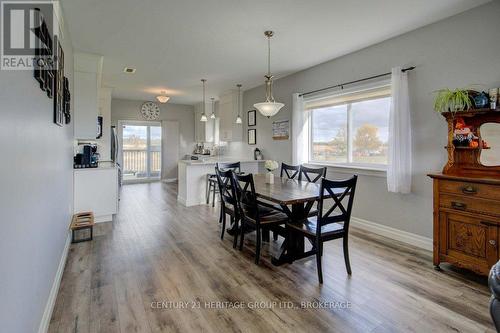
[[210, 97, 216, 119], [156, 91, 170, 103], [235, 84, 242, 124], [253, 30, 284, 118], [200, 79, 208, 122]]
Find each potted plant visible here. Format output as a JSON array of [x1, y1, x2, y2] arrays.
[[264, 160, 278, 184], [433, 88, 473, 114]]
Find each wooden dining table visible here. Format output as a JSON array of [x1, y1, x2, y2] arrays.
[[251, 174, 346, 266]]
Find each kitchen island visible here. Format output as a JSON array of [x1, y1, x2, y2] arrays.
[[177, 158, 265, 206]]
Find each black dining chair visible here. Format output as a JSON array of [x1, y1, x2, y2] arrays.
[[233, 173, 289, 264], [288, 175, 358, 283], [215, 167, 239, 248], [280, 162, 300, 180], [299, 165, 327, 183], [217, 161, 241, 173]]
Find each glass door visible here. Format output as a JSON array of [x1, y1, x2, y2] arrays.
[[121, 122, 161, 183]]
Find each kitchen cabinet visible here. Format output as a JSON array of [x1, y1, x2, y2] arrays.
[[194, 102, 215, 142], [73, 53, 103, 139], [218, 89, 242, 142], [74, 165, 118, 223]]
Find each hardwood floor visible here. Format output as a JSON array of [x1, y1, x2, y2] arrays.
[[49, 182, 494, 332]]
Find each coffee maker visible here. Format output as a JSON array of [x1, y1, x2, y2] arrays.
[[74, 144, 99, 168]]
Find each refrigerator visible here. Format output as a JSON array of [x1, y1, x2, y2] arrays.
[[111, 126, 122, 190]]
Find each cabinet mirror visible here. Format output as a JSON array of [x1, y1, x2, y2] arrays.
[[480, 122, 500, 166]]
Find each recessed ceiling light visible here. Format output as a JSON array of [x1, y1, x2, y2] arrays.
[[123, 67, 136, 74]]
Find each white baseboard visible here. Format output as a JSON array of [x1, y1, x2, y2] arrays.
[[177, 195, 186, 206], [38, 231, 71, 333], [162, 178, 177, 183], [351, 217, 433, 251]]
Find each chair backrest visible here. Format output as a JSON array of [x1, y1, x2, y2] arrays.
[[280, 162, 300, 180], [215, 167, 237, 209], [217, 162, 241, 174], [232, 173, 260, 222], [299, 166, 327, 183], [316, 176, 358, 237]]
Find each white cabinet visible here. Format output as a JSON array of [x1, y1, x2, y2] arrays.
[[74, 167, 118, 223], [74, 71, 98, 139], [194, 102, 215, 143], [218, 90, 242, 142], [73, 53, 103, 139]]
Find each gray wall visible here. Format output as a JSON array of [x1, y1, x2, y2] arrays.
[[238, 1, 500, 238], [111, 98, 195, 162], [0, 15, 74, 333]]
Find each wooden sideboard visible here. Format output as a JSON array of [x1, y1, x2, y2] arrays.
[[429, 109, 500, 275], [428, 173, 500, 275]]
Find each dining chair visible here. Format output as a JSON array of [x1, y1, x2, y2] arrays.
[[280, 162, 300, 180], [215, 167, 239, 248], [233, 173, 289, 264], [288, 175, 358, 283], [298, 165, 327, 183], [217, 161, 241, 173]]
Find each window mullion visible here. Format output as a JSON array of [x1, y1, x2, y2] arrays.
[[347, 103, 353, 164]]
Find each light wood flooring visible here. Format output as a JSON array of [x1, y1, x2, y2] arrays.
[[49, 182, 494, 332]]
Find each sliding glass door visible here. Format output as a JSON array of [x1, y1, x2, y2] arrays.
[[120, 121, 161, 183]]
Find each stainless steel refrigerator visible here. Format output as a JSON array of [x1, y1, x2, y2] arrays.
[[111, 126, 122, 191]]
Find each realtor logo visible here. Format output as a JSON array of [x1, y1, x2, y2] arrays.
[[1, 0, 59, 70]]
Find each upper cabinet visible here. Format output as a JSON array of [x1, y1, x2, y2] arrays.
[[73, 53, 103, 139], [194, 102, 215, 143], [218, 89, 242, 142]]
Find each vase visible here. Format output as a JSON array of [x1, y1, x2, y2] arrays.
[[266, 172, 274, 184]]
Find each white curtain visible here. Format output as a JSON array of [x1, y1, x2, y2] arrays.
[[292, 93, 309, 165], [387, 66, 412, 193]]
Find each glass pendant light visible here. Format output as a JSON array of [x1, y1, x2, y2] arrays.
[[253, 31, 284, 118], [210, 97, 216, 119], [200, 79, 208, 122], [156, 91, 170, 103], [235, 84, 242, 124]]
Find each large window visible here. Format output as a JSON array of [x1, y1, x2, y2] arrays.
[[308, 85, 391, 169]]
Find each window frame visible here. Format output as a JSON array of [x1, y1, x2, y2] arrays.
[[307, 83, 391, 172]]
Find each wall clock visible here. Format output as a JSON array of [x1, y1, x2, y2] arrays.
[[140, 101, 160, 120]]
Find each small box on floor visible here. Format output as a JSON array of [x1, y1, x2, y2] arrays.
[[71, 212, 95, 243]]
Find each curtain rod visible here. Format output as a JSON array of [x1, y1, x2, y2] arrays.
[[299, 66, 415, 97]]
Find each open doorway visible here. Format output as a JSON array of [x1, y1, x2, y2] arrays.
[[118, 121, 161, 183]]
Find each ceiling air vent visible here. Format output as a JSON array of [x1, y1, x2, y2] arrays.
[[123, 67, 136, 74]]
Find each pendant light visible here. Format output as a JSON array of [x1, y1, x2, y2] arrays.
[[156, 91, 170, 103], [235, 84, 242, 124], [210, 97, 216, 119], [253, 30, 284, 118], [200, 79, 208, 122]]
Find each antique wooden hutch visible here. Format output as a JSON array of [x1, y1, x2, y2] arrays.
[[429, 109, 500, 275]]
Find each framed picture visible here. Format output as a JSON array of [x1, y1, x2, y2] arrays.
[[272, 119, 290, 140], [248, 109, 256, 126], [248, 129, 256, 145]]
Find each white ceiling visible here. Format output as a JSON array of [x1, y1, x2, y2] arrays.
[[61, 0, 490, 105]]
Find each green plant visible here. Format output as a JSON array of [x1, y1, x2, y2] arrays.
[[433, 88, 473, 113]]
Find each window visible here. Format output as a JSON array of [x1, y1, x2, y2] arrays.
[[308, 85, 391, 169]]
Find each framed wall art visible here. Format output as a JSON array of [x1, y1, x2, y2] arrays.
[[248, 129, 256, 145], [248, 109, 256, 126]]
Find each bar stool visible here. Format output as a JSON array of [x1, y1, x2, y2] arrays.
[[206, 173, 219, 207]]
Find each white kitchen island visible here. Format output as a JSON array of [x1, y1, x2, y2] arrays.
[[177, 158, 265, 207]]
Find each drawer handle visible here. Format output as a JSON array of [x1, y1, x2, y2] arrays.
[[461, 186, 477, 195], [451, 201, 466, 210]]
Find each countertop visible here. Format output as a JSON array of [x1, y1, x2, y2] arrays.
[[74, 161, 118, 171], [179, 158, 265, 166]]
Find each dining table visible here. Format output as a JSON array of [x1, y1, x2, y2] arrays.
[[251, 174, 347, 266]]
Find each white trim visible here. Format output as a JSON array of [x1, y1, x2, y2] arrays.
[[177, 195, 186, 206], [162, 178, 177, 183], [38, 231, 71, 333], [306, 163, 386, 178], [351, 216, 432, 251]]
